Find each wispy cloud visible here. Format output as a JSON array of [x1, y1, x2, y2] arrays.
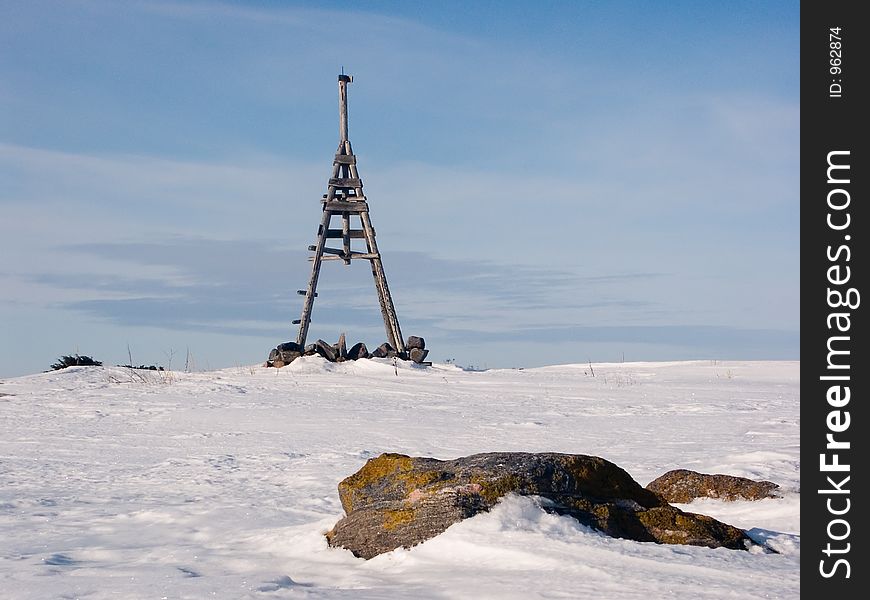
[[19, 236, 796, 364], [26, 238, 662, 332]]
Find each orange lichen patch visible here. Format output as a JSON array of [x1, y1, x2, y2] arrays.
[[338, 454, 444, 513]]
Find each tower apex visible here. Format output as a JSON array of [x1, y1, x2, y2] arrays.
[[338, 73, 352, 142]]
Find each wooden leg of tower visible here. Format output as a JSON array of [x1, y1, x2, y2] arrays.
[[359, 211, 405, 354], [372, 256, 405, 354], [358, 212, 392, 346], [296, 209, 333, 346], [341, 212, 351, 265], [367, 256, 395, 348]]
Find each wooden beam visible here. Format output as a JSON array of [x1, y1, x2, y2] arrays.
[[329, 177, 361, 188], [325, 229, 366, 238], [342, 212, 351, 265], [334, 154, 356, 165], [322, 201, 368, 212], [313, 253, 379, 261], [334, 194, 366, 202], [324, 193, 365, 201]]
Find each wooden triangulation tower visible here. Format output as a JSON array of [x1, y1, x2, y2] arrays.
[[294, 73, 406, 355]]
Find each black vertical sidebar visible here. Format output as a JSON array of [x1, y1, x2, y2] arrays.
[[802, 1, 868, 596]]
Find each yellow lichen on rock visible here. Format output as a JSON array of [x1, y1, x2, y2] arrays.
[[338, 453, 445, 513], [345, 454, 414, 489], [382, 507, 416, 531], [470, 474, 523, 505]]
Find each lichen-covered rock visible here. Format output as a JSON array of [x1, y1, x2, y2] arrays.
[[327, 453, 755, 559], [646, 469, 780, 503]]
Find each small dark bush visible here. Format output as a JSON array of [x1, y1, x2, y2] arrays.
[[50, 354, 103, 370], [118, 364, 165, 371]]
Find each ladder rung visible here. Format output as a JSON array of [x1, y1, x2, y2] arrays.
[[325, 229, 366, 238], [315, 253, 379, 261], [296, 290, 317, 297], [292, 319, 301, 325], [322, 201, 368, 212]]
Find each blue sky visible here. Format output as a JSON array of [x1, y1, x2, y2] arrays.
[[0, 0, 799, 375]]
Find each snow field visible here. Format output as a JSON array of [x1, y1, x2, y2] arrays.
[[0, 359, 799, 598]]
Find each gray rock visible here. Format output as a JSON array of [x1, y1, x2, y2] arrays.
[[314, 339, 337, 362], [276, 341, 303, 364], [277, 341, 303, 353], [347, 342, 369, 360], [279, 350, 301, 364], [267, 343, 301, 367], [336, 333, 348, 361], [406, 336, 426, 350], [646, 469, 780, 503], [327, 452, 755, 559], [370, 342, 397, 359], [409, 348, 429, 363]]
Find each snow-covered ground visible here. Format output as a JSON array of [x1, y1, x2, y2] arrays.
[[0, 359, 799, 599]]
